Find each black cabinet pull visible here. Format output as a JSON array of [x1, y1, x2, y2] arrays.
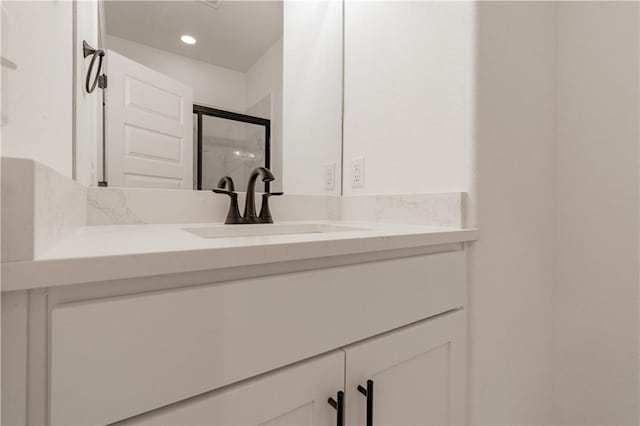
[[328, 391, 344, 426], [357, 379, 374, 426]]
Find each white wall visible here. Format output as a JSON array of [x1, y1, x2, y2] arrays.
[[344, 3, 639, 425], [469, 3, 558, 423], [343, 2, 559, 423], [245, 38, 283, 191], [1, 5, 8, 127], [553, 2, 639, 424], [343, 1, 473, 195], [283, 0, 342, 195], [1, 0, 73, 178], [106, 35, 245, 112], [245, 39, 282, 116]]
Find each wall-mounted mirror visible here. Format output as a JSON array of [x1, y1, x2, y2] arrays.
[[97, 0, 343, 195]]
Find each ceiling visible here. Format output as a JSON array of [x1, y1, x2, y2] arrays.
[[104, 1, 283, 72]]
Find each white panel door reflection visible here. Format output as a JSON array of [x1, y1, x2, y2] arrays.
[[106, 50, 193, 189]]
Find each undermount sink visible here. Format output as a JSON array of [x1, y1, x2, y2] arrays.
[[182, 223, 366, 239]]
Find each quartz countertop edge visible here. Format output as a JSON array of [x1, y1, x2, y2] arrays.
[[1, 221, 478, 291]]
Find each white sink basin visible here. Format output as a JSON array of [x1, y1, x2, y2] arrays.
[[182, 223, 366, 239]]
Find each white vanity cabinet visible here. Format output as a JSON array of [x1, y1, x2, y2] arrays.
[[3, 246, 471, 426], [121, 310, 465, 426], [121, 351, 346, 426], [345, 311, 467, 426]]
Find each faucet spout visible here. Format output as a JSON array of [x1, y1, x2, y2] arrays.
[[212, 168, 282, 224], [244, 167, 274, 221]]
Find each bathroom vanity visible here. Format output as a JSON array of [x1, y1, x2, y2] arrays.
[[2, 1, 478, 424], [1, 178, 477, 425]]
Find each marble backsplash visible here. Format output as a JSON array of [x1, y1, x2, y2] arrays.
[[1, 158, 87, 262], [340, 193, 463, 228], [86, 188, 462, 228], [87, 187, 342, 225], [87, 187, 230, 225], [1, 157, 465, 261]]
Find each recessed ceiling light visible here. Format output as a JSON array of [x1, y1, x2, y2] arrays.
[[181, 35, 196, 45]]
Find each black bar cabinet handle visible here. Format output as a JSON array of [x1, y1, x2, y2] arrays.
[[357, 379, 374, 426], [328, 390, 344, 426]]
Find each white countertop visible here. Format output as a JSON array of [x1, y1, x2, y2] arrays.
[[1, 221, 477, 291]]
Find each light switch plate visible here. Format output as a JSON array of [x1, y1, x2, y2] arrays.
[[351, 156, 365, 188], [324, 163, 336, 190]]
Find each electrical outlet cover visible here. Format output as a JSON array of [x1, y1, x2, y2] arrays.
[[324, 163, 336, 190], [352, 156, 364, 188]]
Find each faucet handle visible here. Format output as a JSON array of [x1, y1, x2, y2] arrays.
[[212, 188, 235, 196], [258, 192, 284, 224], [211, 188, 244, 224], [216, 176, 236, 192]]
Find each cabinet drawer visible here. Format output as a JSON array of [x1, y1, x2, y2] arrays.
[[117, 351, 344, 426], [50, 251, 465, 425]]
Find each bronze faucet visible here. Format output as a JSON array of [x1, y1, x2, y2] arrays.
[[212, 167, 283, 224]]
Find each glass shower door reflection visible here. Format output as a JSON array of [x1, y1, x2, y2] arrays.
[[194, 106, 270, 192]]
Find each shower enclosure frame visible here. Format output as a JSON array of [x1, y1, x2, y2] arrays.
[[193, 104, 271, 191]]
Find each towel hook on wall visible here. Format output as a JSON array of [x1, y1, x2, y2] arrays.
[[83, 40, 106, 93]]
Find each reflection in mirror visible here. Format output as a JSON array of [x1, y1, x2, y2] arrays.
[[102, 0, 283, 192], [196, 106, 270, 192], [99, 0, 342, 194]]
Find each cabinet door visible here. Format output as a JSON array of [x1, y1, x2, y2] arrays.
[[344, 311, 467, 426], [120, 351, 344, 426]]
